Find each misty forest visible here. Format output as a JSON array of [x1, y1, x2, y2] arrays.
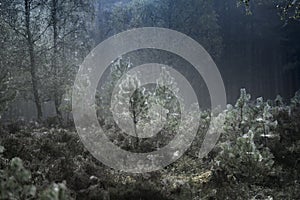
[[0, 0, 300, 199]]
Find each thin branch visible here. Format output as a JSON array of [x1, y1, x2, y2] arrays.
[[33, 23, 51, 43], [0, 18, 27, 38]]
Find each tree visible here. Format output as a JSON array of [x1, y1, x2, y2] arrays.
[[0, 0, 94, 122], [0, 7, 19, 121], [103, 57, 147, 148], [0, 0, 50, 121], [24, 0, 44, 120], [46, 0, 94, 123], [105, 57, 181, 150], [215, 89, 277, 184]]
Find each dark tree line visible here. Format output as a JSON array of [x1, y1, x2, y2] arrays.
[[0, 0, 299, 121]]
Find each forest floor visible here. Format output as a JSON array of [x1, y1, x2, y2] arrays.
[[1, 91, 300, 199]]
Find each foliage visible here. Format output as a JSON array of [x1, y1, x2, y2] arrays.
[[0, 18, 17, 120], [0, 145, 70, 200], [213, 89, 278, 184], [0, 156, 36, 199], [0, 97, 298, 199], [97, 57, 132, 125], [1, 88, 299, 199], [0, 0, 94, 121], [238, 0, 300, 20], [98, 57, 182, 151], [270, 91, 300, 170], [40, 182, 70, 200], [0, 70, 16, 119], [216, 130, 275, 183], [203, 89, 300, 199]]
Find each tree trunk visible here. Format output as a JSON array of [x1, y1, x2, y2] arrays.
[[51, 0, 63, 123], [129, 97, 139, 149], [25, 0, 42, 121]]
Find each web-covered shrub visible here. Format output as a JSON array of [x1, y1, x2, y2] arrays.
[[98, 57, 182, 152], [214, 89, 278, 183], [216, 130, 275, 183], [271, 91, 300, 171]]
